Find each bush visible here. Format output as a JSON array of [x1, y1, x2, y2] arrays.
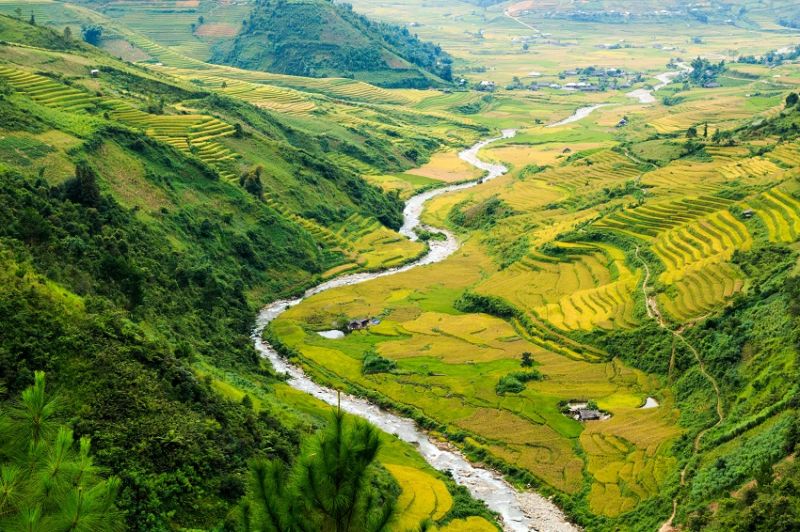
[[496, 370, 543, 395], [362, 352, 397, 374]]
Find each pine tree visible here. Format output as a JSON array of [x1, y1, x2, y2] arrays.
[[243, 409, 398, 532], [0, 372, 122, 531]]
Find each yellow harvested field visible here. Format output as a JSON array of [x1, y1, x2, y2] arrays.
[[408, 151, 484, 183], [581, 395, 680, 517], [748, 188, 800, 243], [486, 141, 610, 169], [479, 242, 640, 332], [386, 464, 452, 530]]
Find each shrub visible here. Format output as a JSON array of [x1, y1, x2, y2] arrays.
[[362, 352, 396, 374]]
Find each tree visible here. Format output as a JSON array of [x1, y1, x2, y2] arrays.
[[243, 409, 398, 532], [239, 166, 264, 199], [64, 160, 102, 208], [81, 25, 103, 46], [703, 122, 708, 138], [28, 11, 35, 25], [687, 126, 698, 138], [13, 7, 21, 19], [521, 352, 533, 367], [63, 26, 73, 40], [0, 372, 122, 531], [786, 92, 799, 108]]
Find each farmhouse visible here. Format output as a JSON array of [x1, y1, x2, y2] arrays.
[[575, 409, 602, 421], [477, 80, 496, 92], [90, 69, 100, 77], [347, 318, 370, 331]]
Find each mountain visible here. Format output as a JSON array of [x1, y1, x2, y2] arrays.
[[212, 0, 453, 88]]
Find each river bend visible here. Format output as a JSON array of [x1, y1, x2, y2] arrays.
[[253, 129, 578, 532]]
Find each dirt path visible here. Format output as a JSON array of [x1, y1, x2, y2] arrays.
[[504, 9, 540, 33], [634, 247, 725, 530]]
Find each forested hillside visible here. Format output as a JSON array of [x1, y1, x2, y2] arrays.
[[213, 0, 453, 87]]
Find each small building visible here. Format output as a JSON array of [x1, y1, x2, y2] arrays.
[[562, 147, 572, 154], [741, 209, 755, 219], [477, 80, 496, 92], [347, 318, 370, 331], [90, 69, 100, 77], [575, 409, 602, 421], [616, 118, 628, 128]]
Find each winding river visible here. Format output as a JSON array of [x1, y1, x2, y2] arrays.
[[547, 104, 608, 128], [252, 129, 578, 532]]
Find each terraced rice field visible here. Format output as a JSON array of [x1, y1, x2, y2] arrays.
[[0, 66, 100, 112], [747, 188, 800, 243], [156, 67, 317, 114], [104, 100, 240, 181], [534, 150, 642, 197], [581, 400, 679, 517], [653, 211, 751, 282], [715, 156, 783, 181], [595, 196, 734, 239], [595, 192, 752, 320], [768, 143, 800, 168], [482, 242, 640, 332], [659, 263, 745, 321], [153, 63, 412, 106], [646, 96, 753, 134]]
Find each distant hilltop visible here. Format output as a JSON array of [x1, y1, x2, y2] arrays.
[[212, 0, 453, 88]]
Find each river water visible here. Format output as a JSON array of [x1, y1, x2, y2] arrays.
[[252, 129, 579, 531], [547, 104, 608, 127], [627, 63, 692, 104]]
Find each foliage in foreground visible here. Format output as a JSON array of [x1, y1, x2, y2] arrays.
[[0, 372, 121, 531], [241, 409, 399, 532]]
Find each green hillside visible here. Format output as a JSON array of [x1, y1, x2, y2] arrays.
[[0, 14, 492, 530], [3, 1, 800, 531], [212, 0, 453, 88]]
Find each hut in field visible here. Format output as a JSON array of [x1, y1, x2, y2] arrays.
[[575, 409, 602, 421], [347, 318, 370, 331]]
